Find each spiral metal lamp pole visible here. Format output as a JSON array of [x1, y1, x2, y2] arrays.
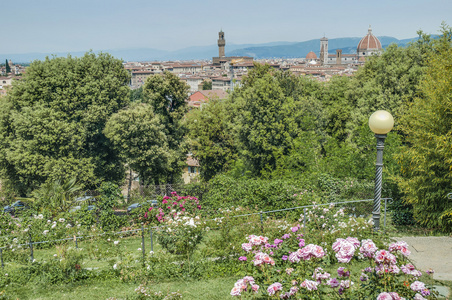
[[368, 110, 394, 231]]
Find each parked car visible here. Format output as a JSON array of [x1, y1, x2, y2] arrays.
[[3, 200, 29, 214], [69, 205, 96, 213], [127, 200, 158, 213], [75, 196, 96, 203]]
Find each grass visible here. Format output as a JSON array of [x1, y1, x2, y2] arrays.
[[3, 277, 237, 299]]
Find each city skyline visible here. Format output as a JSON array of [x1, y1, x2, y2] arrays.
[[2, 0, 452, 55]]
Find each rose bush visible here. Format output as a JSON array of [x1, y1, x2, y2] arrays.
[[232, 230, 437, 299], [145, 192, 205, 256]]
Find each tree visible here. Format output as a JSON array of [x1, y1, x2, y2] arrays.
[[395, 24, 452, 230], [5, 59, 11, 74], [234, 66, 305, 175], [0, 52, 130, 196], [142, 71, 189, 184], [104, 102, 170, 187], [186, 99, 237, 181], [202, 80, 212, 90], [347, 35, 432, 137], [130, 86, 143, 102], [26, 177, 82, 217]]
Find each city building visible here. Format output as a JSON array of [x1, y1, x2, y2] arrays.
[[357, 26, 383, 61], [212, 30, 254, 66], [187, 89, 228, 108], [321, 26, 382, 66]]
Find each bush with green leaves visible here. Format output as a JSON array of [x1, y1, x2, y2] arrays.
[[199, 174, 306, 212], [0, 245, 89, 286]]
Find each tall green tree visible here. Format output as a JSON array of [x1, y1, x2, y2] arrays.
[[142, 71, 189, 184], [104, 102, 170, 186], [347, 34, 432, 137], [186, 99, 237, 181], [0, 52, 130, 196], [395, 25, 452, 230], [5, 59, 11, 74], [233, 65, 315, 176]]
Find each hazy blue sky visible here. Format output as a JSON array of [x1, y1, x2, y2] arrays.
[[2, 0, 451, 54]]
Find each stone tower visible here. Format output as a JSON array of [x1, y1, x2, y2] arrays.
[[336, 49, 342, 65], [320, 36, 328, 65], [218, 30, 226, 57]]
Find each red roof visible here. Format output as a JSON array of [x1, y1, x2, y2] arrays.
[[306, 51, 318, 59], [188, 90, 228, 103], [357, 26, 382, 51]]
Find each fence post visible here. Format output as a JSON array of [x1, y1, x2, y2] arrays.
[[141, 223, 145, 261], [74, 235, 78, 249], [259, 211, 264, 234], [303, 208, 307, 235], [28, 225, 34, 262], [150, 228, 153, 252], [0, 248, 3, 268]]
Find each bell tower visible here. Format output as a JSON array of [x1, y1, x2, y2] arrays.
[[320, 36, 328, 65], [218, 30, 226, 57]]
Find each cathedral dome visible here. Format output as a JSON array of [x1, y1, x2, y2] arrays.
[[306, 51, 317, 60], [357, 26, 382, 51]]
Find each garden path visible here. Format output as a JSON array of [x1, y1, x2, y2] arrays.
[[393, 236, 452, 298]]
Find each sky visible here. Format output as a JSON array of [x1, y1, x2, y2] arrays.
[[2, 0, 452, 54]]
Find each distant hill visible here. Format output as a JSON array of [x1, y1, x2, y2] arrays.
[[0, 36, 430, 63], [227, 36, 421, 58]]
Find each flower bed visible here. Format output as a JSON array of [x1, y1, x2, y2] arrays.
[[232, 231, 437, 299]]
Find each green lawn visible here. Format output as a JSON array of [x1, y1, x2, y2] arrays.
[[3, 277, 237, 299]]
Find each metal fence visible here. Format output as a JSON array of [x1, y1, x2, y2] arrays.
[[0, 198, 392, 268]]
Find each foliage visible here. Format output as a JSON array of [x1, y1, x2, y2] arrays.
[[95, 182, 126, 231], [198, 174, 307, 212], [4, 60, 10, 74], [233, 66, 305, 175], [143, 192, 204, 256], [130, 86, 143, 102], [201, 80, 212, 90], [395, 24, 452, 230], [142, 71, 190, 184], [155, 215, 204, 256], [0, 52, 130, 196], [186, 99, 237, 181], [347, 34, 432, 135], [0, 246, 89, 286], [104, 102, 170, 186], [25, 177, 82, 217]]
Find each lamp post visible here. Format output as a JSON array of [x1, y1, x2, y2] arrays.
[[369, 110, 394, 231]]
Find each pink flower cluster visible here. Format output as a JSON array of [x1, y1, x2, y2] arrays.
[[359, 239, 378, 258], [147, 192, 201, 223], [279, 286, 298, 299], [247, 235, 269, 246], [252, 252, 275, 266], [312, 267, 331, 283], [230, 276, 259, 296], [401, 264, 422, 277], [267, 282, 282, 296], [300, 279, 318, 291], [288, 244, 325, 262], [389, 241, 411, 257], [410, 281, 430, 297], [377, 292, 402, 300], [374, 249, 397, 265], [332, 237, 359, 263]]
